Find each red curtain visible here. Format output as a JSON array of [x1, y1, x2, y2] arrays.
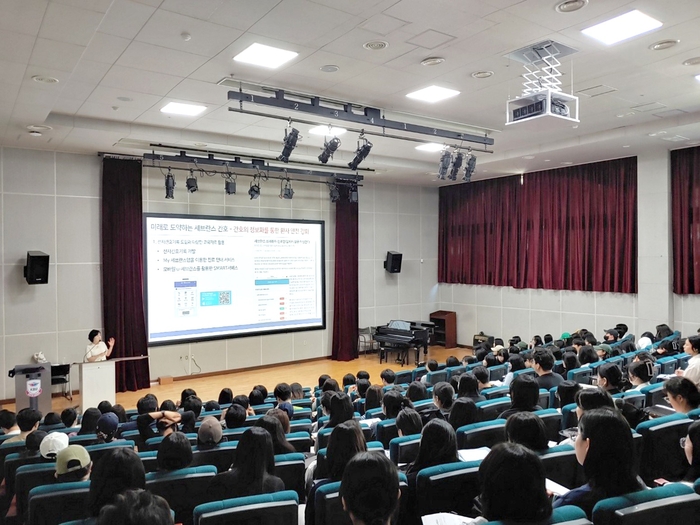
[[672, 145, 700, 294], [331, 187, 358, 361], [102, 157, 150, 391], [439, 157, 637, 293]]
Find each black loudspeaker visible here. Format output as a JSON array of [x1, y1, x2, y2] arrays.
[[24, 251, 49, 285], [383, 251, 402, 273]]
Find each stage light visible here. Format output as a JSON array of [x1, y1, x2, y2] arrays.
[[448, 152, 463, 181], [225, 177, 236, 195], [328, 184, 340, 203], [278, 127, 300, 163], [318, 136, 341, 164], [165, 169, 175, 199], [463, 151, 476, 182], [348, 183, 358, 203], [186, 169, 198, 193], [348, 136, 372, 171], [437, 150, 452, 180], [248, 177, 260, 199], [280, 178, 294, 199]]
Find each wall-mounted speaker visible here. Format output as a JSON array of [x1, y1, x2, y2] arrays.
[[383, 251, 402, 273], [24, 251, 49, 285]]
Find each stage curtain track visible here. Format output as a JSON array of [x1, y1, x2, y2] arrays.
[[672, 145, 700, 294]]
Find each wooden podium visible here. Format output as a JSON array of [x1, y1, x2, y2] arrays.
[[77, 356, 148, 413]]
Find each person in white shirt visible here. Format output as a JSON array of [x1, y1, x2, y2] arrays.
[[676, 335, 700, 388], [84, 329, 115, 362]]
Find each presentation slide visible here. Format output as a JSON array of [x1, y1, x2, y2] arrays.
[[144, 214, 325, 345]]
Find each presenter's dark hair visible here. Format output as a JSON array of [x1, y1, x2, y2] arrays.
[[255, 415, 295, 455], [433, 382, 455, 409], [396, 408, 423, 436], [218, 388, 233, 405], [328, 393, 354, 428], [413, 419, 459, 471], [224, 404, 246, 429], [479, 442, 551, 522], [78, 408, 101, 435], [231, 427, 276, 492], [157, 431, 193, 471], [340, 452, 399, 525], [88, 447, 145, 516], [88, 329, 100, 342], [382, 390, 413, 419], [449, 398, 478, 431], [273, 383, 292, 401], [97, 489, 173, 525]]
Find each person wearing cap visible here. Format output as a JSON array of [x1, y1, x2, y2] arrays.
[[84, 329, 115, 363], [0, 410, 20, 437], [603, 329, 619, 343], [532, 348, 564, 391], [3, 408, 42, 445], [96, 412, 120, 443], [24, 430, 47, 457], [157, 432, 193, 471], [197, 417, 224, 450], [40, 431, 69, 459], [55, 444, 92, 482], [595, 344, 612, 360]]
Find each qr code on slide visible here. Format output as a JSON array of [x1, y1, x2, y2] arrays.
[[219, 291, 231, 305]]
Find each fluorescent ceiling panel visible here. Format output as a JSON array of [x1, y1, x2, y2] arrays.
[[308, 125, 347, 136], [160, 102, 207, 116], [233, 43, 298, 69], [581, 10, 662, 45], [406, 85, 460, 103], [415, 143, 444, 152]]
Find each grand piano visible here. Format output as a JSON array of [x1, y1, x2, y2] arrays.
[[374, 320, 435, 367]]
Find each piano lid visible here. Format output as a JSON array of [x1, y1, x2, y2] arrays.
[[387, 320, 411, 331]]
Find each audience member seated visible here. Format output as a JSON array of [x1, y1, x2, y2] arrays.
[[637, 334, 653, 349], [532, 348, 564, 390], [382, 390, 414, 421], [478, 442, 552, 523], [40, 431, 68, 460], [396, 408, 423, 437], [206, 427, 284, 501], [498, 375, 542, 420], [380, 369, 396, 388], [249, 388, 266, 406], [204, 400, 220, 412], [218, 388, 233, 405], [457, 373, 486, 403], [423, 382, 454, 422], [405, 381, 428, 403], [553, 408, 646, 519], [530, 335, 543, 349], [3, 408, 42, 444], [343, 373, 357, 390], [291, 382, 305, 400], [676, 335, 700, 388], [157, 431, 193, 471], [502, 355, 526, 387], [42, 412, 62, 427], [448, 398, 478, 431], [0, 409, 20, 437], [96, 412, 120, 443], [223, 404, 246, 429], [255, 415, 295, 455], [472, 366, 494, 390], [557, 381, 582, 409], [55, 444, 92, 482], [682, 420, 700, 483], [97, 489, 174, 525], [578, 346, 599, 366], [254, 384, 269, 399], [340, 452, 399, 525], [355, 379, 371, 399], [505, 412, 548, 453], [197, 416, 225, 449], [596, 362, 625, 395], [325, 393, 354, 429], [318, 374, 330, 389], [307, 420, 366, 525], [627, 360, 654, 391], [663, 377, 700, 414], [357, 370, 370, 381], [157, 400, 173, 413], [495, 347, 510, 365], [654, 339, 680, 358], [78, 408, 101, 435], [634, 350, 656, 364], [446, 356, 460, 367], [24, 430, 47, 457], [137, 409, 196, 441], [575, 388, 615, 419], [266, 408, 292, 434], [421, 360, 439, 384], [87, 447, 146, 517], [322, 378, 340, 393]]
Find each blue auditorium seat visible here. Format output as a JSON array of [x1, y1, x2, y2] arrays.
[[274, 453, 306, 503], [534, 408, 563, 443], [476, 398, 512, 421], [389, 434, 421, 465], [416, 461, 481, 518], [539, 444, 578, 489], [456, 420, 506, 449], [146, 465, 217, 525], [193, 490, 299, 525], [592, 483, 699, 525]]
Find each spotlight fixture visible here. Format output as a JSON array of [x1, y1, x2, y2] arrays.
[[280, 178, 294, 200], [318, 136, 341, 164], [186, 169, 198, 193], [448, 152, 463, 181], [248, 177, 261, 200], [437, 150, 452, 180], [348, 183, 358, 204], [225, 175, 236, 195], [463, 151, 476, 182], [328, 183, 341, 203], [278, 126, 300, 163], [165, 168, 175, 199], [348, 134, 372, 171]]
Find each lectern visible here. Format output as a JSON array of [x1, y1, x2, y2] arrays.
[[9, 364, 52, 414], [78, 361, 115, 413]]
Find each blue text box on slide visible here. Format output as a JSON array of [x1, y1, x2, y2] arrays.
[[200, 291, 231, 306], [255, 279, 290, 285]]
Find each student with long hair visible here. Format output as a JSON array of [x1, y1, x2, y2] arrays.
[[502, 355, 526, 387], [326, 393, 354, 429], [382, 390, 414, 420], [553, 409, 645, 518], [87, 448, 146, 516], [396, 408, 423, 437], [218, 388, 233, 405], [663, 377, 700, 414], [676, 335, 700, 388], [405, 419, 460, 486], [627, 360, 654, 391], [254, 415, 295, 455], [364, 385, 384, 412], [207, 427, 284, 500], [682, 420, 700, 483], [405, 381, 428, 403], [596, 363, 624, 395], [340, 453, 400, 525], [77, 408, 101, 435]]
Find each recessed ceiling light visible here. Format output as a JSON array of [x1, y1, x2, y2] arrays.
[[160, 102, 207, 116], [649, 39, 679, 51], [308, 125, 347, 136], [26, 125, 52, 131], [622, 145, 631, 148], [181, 32, 191, 41], [32, 75, 59, 84], [233, 43, 298, 69], [582, 10, 662, 45], [522, 155, 535, 159], [406, 85, 460, 103], [555, 0, 588, 13], [116, 96, 133, 102], [415, 143, 444, 152], [471, 70, 494, 79], [363, 40, 389, 51], [683, 57, 700, 66], [319, 64, 339, 73], [695, 74, 700, 82], [194, 143, 207, 147], [421, 57, 445, 66]]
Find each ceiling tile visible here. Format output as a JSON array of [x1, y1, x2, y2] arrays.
[[51, 97, 84, 114], [0, 30, 38, 64], [0, 0, 48, 37], [360, 13, 409, 36], [82, 32, 132, 64], [208, 0, 289, 32], [77, 101, 145, 121], [165, 78, 231, 105], [101, 65, 183, 96], [29, 38, 86, 73], [38, 2, 105, 46], [85, 85, 163, 111], [321, 27, 418, 65], [70, 60, 112, 85], [135, 9, 243, 57], [116, 41, 209, 77], [97, 0, 157, 39], [0, 60, 28, 86], [159, 0, 225, 20]]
